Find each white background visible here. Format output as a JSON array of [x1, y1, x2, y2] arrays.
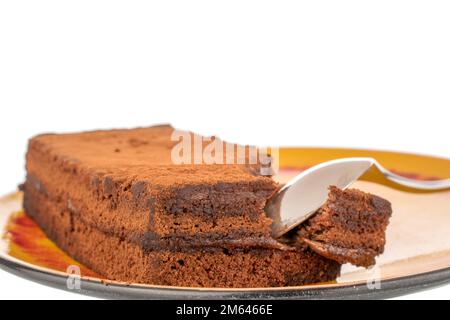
[[0, 1, 449, 300]]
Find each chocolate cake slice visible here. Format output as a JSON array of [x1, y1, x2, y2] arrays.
[[298, 186, 392, 267], [23, 125, 391, 287]]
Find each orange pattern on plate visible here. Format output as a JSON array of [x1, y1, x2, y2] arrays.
[[4, 211, 99, 277]]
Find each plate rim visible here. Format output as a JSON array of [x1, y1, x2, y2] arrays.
[[1, 250, 450, 299]]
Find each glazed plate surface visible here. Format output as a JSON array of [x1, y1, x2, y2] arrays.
[[1, 147, 450, 299]]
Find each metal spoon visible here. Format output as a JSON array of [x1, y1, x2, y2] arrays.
[[265, 157, 450, 238]]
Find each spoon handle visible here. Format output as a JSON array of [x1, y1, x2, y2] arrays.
[[361, 160, 450, 192]]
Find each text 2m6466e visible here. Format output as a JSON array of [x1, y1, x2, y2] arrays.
[[220, 304, 272, 315]]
